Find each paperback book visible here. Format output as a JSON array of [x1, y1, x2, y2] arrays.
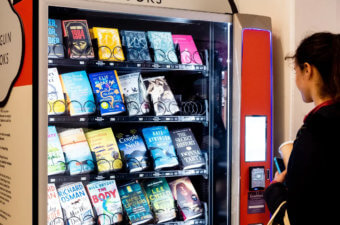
[[48, 67, 65, 115], [119, 72, 150, 116], [120, 30, 151, 62], [115, 129, 149, 173], [60, 70, 96, 116], [48, 126, 66, 175], [48, 183, 64, 225], [147, 31, 178, 64], [169, 177, 203, 221], [58, 128, 95, 175], [118, 181, 153, 225], [86, 180, 123, 225], [57, 182, 95, 225], [62, 20, 94, 59], [172, 35, 202, 65], [170, 128, 205, 169], [88, 70, 126, 116], [85, 127, 123, 173], [142, 178, 176, 223], [48, 19, 64, 58], [142, 126, 179, 170]]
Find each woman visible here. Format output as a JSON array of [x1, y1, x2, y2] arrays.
[[264, 32, 340, 225]]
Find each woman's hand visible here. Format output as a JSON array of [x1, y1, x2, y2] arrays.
[[273, 170, 287, 183]]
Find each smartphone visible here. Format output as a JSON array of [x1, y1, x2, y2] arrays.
[[274, 157, 285, 173]]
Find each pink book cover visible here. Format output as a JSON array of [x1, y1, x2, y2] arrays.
[[172, 35, 203, 65]]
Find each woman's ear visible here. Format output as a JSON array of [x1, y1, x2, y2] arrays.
[[303, 62, 313, 80]]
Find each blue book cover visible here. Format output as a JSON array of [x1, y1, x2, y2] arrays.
[[48, 19, 64, 58], [118, 181, 153, 225], [142, 126, 179, 170], [115, 129, 149, 173], [121, 30, 151, 62], [88, 70, 126, 116], [60, 70, 96, 116], [147, 31, 178, 64]]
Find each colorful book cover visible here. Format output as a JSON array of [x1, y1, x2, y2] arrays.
[[48, 126, 66, 175], [121, 30, 151, 62], [86, 180, 123, 225], [170, 128, 205, 170], [58, 128, 95, 175], [119, 72, 150, 116], [141, 178, 176, 223], [142, 126, 179, 170], [169, 177, 203, 221], [118, 181, 153, 225], [147, 31, 178, 64], [172, 35, 202, 65], [60, 70, 96, 116], [57, 182, 95, 225], [62, 20, 94, 59], [48, 183, 64, 225], [85, 127, 123, 172], [92, 27, 125, 61], [88, 70, 126, 116], [48, 19, 64, 58], [48, 68, 66, 115], [143, 76, 179, 116], [115, 129, 149, 173]]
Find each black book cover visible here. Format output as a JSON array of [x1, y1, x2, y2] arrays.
[[121, 30, 151, 62]]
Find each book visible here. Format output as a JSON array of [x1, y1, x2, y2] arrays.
[[48, 183, 64, 225], [142, 126, 179, 170], [60, 70, 96, 116], [48, 19, 64, 58], [119, 72, 150, 116], [118, 181, 153, 225], [143, 76, 179, 116], [141, 178, 176, 223], [48, 126, 66, 175], [85, 127, 123, 173], [170, 128, 205, 169], [172, 35, 202, 65], [147, 31, 178, 64], [88, 70, 126, 116], [48, 68, 66, 115], [92, 27, 125, 61], [115, 129, 149, 173], [57, 182, 95, 225], [86, 180, 123, 225], [62, 20, 94, 59], [58, 128, 95, 175], [120, 30, 151, 62], [169, 177, 203, 221]]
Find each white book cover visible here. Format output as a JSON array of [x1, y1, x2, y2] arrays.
[[48, 126, 66, 176], [48, 67, 65, 115], [57, 182, 95, 225], [47, 183, 64, 225], [86, 180, 123, 225]]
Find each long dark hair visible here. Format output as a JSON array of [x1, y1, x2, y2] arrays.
[[289, 32, 340, 100]]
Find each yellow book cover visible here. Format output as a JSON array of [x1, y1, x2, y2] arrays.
[[85, 127, 123, 172], [93, 27, 125, 61]]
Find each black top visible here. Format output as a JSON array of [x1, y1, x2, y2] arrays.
[[264, 101, 340, 225]]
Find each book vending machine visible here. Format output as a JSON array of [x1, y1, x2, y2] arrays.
[[0, 0, 273, 225]]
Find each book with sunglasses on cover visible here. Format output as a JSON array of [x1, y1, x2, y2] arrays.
[[57, 182, 95, 225], [141, 178, 176, 223], [120, 30, 151, 62], [58, 128, 95, 175], [172, 35, 202, 65], [48, 19, 64, 58], [119, 72, 150, 116], [85, 127, 123, 173], [86, 180, 123, 225], [48, 126, 66, 176], [48, 67, 65, 115], [88, 70, 126, 116], [169, 177, 203, 221], [115, 129, 149, 173], [91, 27, 125, 61], [143, 76, 179, 116], [48, 183, 64, 225], [118, 181, 153, 225], [147, 31, 178, 64], [142, 126, 179, 170], [170, 128, 205, 170], [60, 70, 96, 116]]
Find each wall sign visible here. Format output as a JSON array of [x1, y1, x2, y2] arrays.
[[0, 0, 24, 107]]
